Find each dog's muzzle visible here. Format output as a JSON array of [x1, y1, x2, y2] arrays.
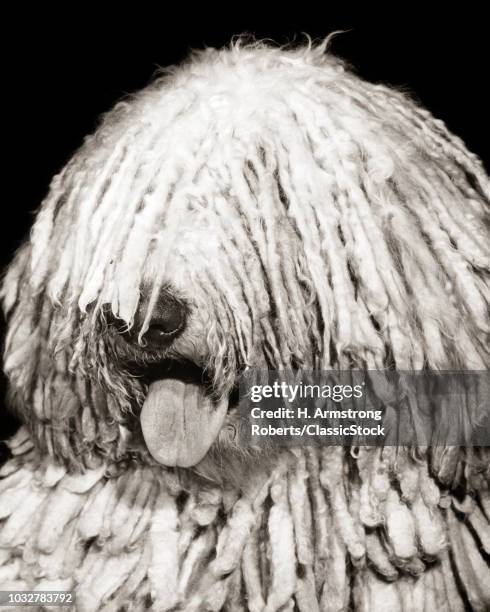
[[125, 291, 186, 349], [114, 289, 229, 469]]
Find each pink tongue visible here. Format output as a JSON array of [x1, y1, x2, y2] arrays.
[[140, 379, 228, 468]]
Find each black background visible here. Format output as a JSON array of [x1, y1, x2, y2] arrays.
[[2, 8, 489, 439]]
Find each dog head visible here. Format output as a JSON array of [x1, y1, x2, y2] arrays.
[[2, 40, 489, 481]]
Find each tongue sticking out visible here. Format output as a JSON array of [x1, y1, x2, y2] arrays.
[[140, 378, 229, 467]]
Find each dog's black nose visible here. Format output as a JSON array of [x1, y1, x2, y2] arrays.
[[142, 297, 186, 346], [110, 290, 187, 349]]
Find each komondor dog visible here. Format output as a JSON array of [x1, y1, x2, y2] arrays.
[[1, 39, 489, 611]]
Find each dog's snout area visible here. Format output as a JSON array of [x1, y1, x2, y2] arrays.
[[135, 293, 186, 348], [143, 300, 186, 344], [107, 289, 187, 350]]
